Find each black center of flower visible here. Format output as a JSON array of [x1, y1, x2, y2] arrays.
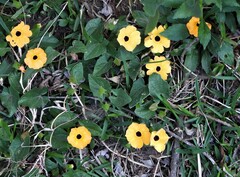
[[76, 134, 82, 139], [154, 135, 159, 141], [156, 66, 161, 72], [136, 131, 142, 137], [155, 36, 160, 42], [16, 31, 21, 36], [124, 36, 129, 42], [197, 23, 200, 27], [33, 55, 38, 60]]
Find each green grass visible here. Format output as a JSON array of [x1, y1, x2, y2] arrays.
[[0, 0, 239, 176]]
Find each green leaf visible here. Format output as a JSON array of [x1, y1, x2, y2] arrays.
[[225, 13, 237, 33], [68, 62, 84, 84], [0, 119, 12, 141], [0, 47, 10, 56], [161, 24, 189, 41], [0, 59, 14, 77], [68, 40, 86, 54], [161, 0, 185, 8], [222, 0, 240, 7], [63, 170, 91, 177], [117, 47, 136, 61], [132, 10, 149, 27], [85, 18, 104, 42], [40, 35, 60, 48], [231, 87, 240, 110], [128, 58, 140, 80], [0, 16, 9, 33], [93, 54, 111, 76], [148, 73, 170, 99], [184, 48, 199, 72], [109, 88, 132, 107], [88, 74, 111, 100], [201, 50, 212, 74], [51, 111, 77, 128], [173, 0, 201, 19], [18, 88, 49, 108], [8, 72, 22, 93], [9, 135, 30, 161], [135, 101, 155, 119], [141, 0, 161, 16], [22, 168, 40, 177], [0, 87, 19, 117], [84, 42, 107, 60], [80, 120, 102, 137], [51, 128, 68, 149], [129, 78, 148, 108], [204, 0, 222, 10], [45, 46, 60, 64], [85, 18, 102, 35], [217, 41, 234, 65], [237, 10, 240, 25], [198, 18, 211, 49], [145, 11, 159, 34]]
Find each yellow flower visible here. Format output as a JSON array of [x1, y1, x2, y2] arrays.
[[67, 126, 92, 149], [186, 17, 212, 37], [117, 25, 141, 52], [150, 128, 169, 153], [24, 48, 47, 69], [144, 25, 170, 53], [145, 56, 171, 80], [125, 122, 151, 149], [6, 21, 32, 48]]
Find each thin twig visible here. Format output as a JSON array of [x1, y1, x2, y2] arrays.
[[70, 83, 87, 120], [37, 2, 68, 48], [170, 139, 180, 177], [166, 129, 221, 171], [197, 153, 202, 177], [153, 157, 161, 177], [101, 141, 152, 168], [196, 111, 232, 127]]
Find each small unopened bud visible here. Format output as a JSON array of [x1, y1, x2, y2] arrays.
[[19, 65, 26, 73]]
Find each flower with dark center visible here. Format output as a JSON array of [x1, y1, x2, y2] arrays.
[[6, 21, 32, 48], [76, 134, 82, 139], [125, 122, 151, 149], [124, 36, 129, 42], [24, 48, 47, 69], [186, 17, 212, 37], [136, 131, 142, 137], [144, 25, 170, 53], [16, 31, 21, 36], [117, 25, 141, 52], [154, 135, 159, 141], [155, 36, 160, 42], [146, 56, 171, 80], [67, 126, 92, 149], [150, 129, 169, 153]]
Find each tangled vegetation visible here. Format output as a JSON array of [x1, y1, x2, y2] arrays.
[[0, 0, 239, 176]]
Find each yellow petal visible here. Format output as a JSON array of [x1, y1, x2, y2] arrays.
[[125, 122, 150, 149], [153, 144, 166, 153], [144, 36, 153, 48], [186, 17, 200, 37], [157, 25, 165, 33], [150, 129, 169, 147], [159, 36, 170, 48], [157, 71, 168, 80], [151, 45, 164, 53], [125, 25, 137, 34], [67, 126, 92, 149], [206, 22, 212, 30]]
